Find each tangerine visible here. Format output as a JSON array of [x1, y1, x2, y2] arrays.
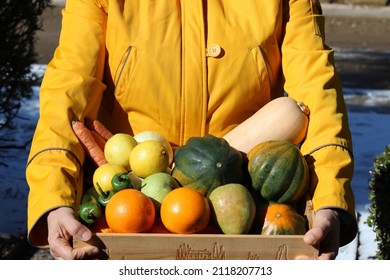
[[160, 187, 210, 234], [105, 189, 155, 233]]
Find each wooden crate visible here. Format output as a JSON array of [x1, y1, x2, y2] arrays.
[[74, 232, 318, 260], [73, 197, 317, 260]]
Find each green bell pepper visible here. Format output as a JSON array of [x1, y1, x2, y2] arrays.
[[111, 172, 132, 192], [94, 173, 132, 206], [95, 182, 114, 206], [78, 193, 102, 224]]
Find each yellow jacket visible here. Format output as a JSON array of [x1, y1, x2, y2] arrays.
[[26, 0, 357, 246]]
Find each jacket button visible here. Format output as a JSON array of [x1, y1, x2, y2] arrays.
[[206, 44, 221, 57]]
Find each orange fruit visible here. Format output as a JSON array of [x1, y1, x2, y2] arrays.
[[105, 189, 155, 233], [160, 187, 210, 234]]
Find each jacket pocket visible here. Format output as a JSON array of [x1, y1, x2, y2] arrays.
[[250, 45, 272, 99], [114, 46, 141, 105]]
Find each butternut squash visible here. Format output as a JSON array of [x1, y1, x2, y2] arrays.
[[223, 97, 309, 154]]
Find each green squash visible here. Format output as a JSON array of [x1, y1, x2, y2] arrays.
[[248, 140, 309, 204], [172, 134, 245, 197]]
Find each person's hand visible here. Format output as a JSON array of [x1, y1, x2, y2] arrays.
[[47, 207, 99, 260], [296, 208, 340, 260]]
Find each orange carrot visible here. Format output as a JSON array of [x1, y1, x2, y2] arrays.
[[91, 130, 107, 151], [85, 118, 113, 141], [72, 121, 108, 167]]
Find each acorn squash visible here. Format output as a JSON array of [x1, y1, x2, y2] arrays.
[[261, 202, 307, 235], [248, 140, 309, 204], [172, 134, 245, 197]]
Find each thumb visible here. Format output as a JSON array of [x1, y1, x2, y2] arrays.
[[69, 219, 93, 242], [59, 208, 93, 242], [303, 226, 324, 246]]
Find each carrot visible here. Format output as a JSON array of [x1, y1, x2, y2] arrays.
[[72, 121, 108, 167], [91, 130, 107, 151], [85, 118, 113, 141]]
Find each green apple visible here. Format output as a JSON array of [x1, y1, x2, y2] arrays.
[[104, 133, 137, 171], [140, 172, 179, 213], [128, 172, 143, 190]]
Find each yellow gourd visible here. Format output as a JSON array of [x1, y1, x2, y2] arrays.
[[223, 97, 309, 154]]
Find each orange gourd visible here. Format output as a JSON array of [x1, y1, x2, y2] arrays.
[[261, 203, 307, 235]]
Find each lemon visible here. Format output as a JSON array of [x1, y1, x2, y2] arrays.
[[133, 130, 174, 166], [104, 133, 137, 171], [129, 140, 169, 178], [93, 163, 128, 194]]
